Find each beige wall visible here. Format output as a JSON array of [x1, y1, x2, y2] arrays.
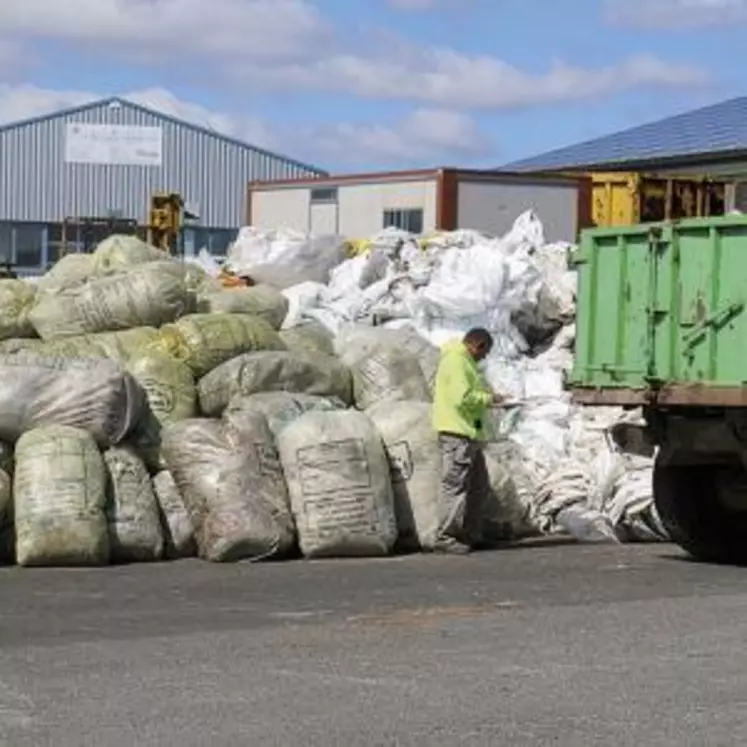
[[336, 179, 437, 236], [250, 188, 310, 231], [250, 177, 438, 235]]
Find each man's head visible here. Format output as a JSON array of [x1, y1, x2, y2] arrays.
[[463, 328, 493, 361]]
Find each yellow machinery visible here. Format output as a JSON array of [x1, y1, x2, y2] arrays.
[[57, 192, 197, 256], [588, 172, 727, 227], [147, 192, 192, 252]]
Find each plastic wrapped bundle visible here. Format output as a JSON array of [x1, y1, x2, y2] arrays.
[[14, 425, 109, 566], [0, 354, 144, 446], [29, 261, 194, 339], [366, 401, 441, 550], [198, 284, 289, 329], [198, 350, 352, 416], [152, 313, 286, 378], [127, 351, 197, 425], [279, 322, 335, 357], [276, 410, 397, 558], [225, 391, 344, 437], [0, 280, 37, 340], [104, 447, 165, 562], [225, 228, 348, 289], [33, 327, 160, 363], [161, 418, 294, 562], [152, 471, 196, 558], [36, 253, 96, 295], [350, 345, 430, 409], [335, 325, 440, 390], [91, 234, 167, 273]]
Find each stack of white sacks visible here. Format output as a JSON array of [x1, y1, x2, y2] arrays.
[[226, 212, 666, 546], [0, 214, 666, 569]]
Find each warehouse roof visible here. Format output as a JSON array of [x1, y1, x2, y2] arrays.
[[504, 96, 747, 171], [0, 95, 326, 175]]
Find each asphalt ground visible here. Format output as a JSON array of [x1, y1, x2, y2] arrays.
[[1, 540, 746, 746]]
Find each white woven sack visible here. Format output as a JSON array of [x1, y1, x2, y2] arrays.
[[366, 401, 440, 550], [0, 354, 144, 446], [161, 418, 294, 562], [276, 410, 397, 558]]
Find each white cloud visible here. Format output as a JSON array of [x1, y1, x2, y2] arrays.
[[310, 108, 494, 164], [0, 84, 279, 150], [243, 50, 709, 109], [0, 84, 491, 168], [0, 0, 332, 61], [604, 0, 747, 27], [0, 0, 709, 110]]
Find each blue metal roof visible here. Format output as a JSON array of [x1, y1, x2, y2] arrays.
[[504, 96, 747, 171], [0, 95, 326, 175]]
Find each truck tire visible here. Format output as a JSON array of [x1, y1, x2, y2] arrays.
[[654, 460, 747, 564]]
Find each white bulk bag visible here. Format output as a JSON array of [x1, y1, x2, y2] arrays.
[[198, 350, 352, 416], [276, 410, 397, 557], [366, 401, 441, 550], [161, 418, 294, 562], [0, 354, 144, 446]]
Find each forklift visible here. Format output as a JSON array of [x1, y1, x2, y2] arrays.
[[147, 192, 198, 253], [58, 192, 197, 256]]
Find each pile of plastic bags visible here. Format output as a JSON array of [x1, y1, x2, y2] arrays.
[[0, 214, 666, 569], [252, 211, 665, 545]]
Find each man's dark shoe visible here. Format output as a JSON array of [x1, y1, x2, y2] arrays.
[[433, 538, 471, 555]]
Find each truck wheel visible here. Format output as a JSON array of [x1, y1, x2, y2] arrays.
[[654, 460, 747, 564]]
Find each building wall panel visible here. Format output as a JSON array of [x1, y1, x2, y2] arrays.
[[0, 99, 322, 227], [456, 177, 582, 242], [337, 179, 437, 236], [251, 188, 311, 231]]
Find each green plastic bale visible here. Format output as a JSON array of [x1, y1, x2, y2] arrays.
[[224, 391, 344, 437], [13, 425, 109, 567], [0, 279, 37, 341], [38, 337, 109, 359], [152, 313, 286, 378], [104, 446, 164, 563], [36, 253, 97, 295], [35, 327, 159, 363], [29, 261, 195, 339], [127, 351, 197, 425], [89, 327, 160, 362], [279, 321, 335, 357], [0, 338, 44, 354], [197, 284, 289, 330], [91, 234, 167, 273], [182, 264, 222, 295], [198, 349, 352, 417]]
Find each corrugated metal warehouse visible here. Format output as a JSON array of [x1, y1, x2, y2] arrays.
[[0, 96, 325, 271], [248, 168, 591, 243], [505, 95, 747, 210]]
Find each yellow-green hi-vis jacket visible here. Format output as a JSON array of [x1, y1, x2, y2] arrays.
[[432, 339, 492, 441]]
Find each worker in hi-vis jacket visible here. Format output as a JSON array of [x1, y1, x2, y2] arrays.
[[431, 328, 503, 554]]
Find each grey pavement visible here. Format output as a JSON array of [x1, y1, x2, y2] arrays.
[[1, 541, 746, 745]]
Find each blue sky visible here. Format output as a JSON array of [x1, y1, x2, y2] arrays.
[[0, 0, 742, 171]]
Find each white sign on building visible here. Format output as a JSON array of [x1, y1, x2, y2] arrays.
[[64, 123, 163, 166]]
